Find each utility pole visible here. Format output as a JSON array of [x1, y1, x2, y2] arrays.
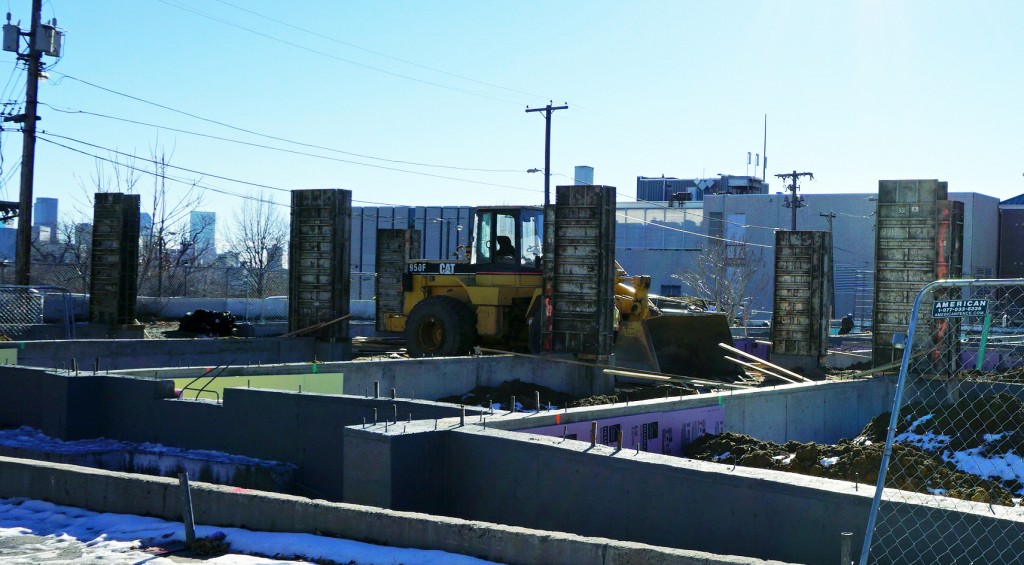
[[4, 0, 60, 285], [775, 170, 813, 231], [525, 102, 568, 352], [13, 0, 41, 285], [525, 103, 568, 209], [819, 211, 835, 233], [819, 211, 837, 317]]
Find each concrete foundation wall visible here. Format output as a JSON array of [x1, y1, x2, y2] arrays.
[[0, 456, 784, 565], [1, 337, 349, 371], [119, 355, 599, 400], [483, 377, 898, 446], [0, 369, 473, 501], [0, 366, 919, 564], [429, 427, 1024, 565]]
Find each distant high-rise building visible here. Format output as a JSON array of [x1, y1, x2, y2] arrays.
[[33, 197, 58, 226], [139, 212, 153, 238], [33, 197, 58, 243], [0, 226, 16, 262], [574, 165, 594, 185], [267, 244, 284, 269], [75, 223, 93, 253], [31, 225, 52, 245], [189, 211, 216, 263]]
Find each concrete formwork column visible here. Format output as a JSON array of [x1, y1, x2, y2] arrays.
[[288, 189, 351, 344], [89, 193, 140, 326], [548, 185, 616, 394], [872, 180, 964, 369], [549, 184, 616, 359], [374, 228, 420, 333], [771, 230, 832, 374]]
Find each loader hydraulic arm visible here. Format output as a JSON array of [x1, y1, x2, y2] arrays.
[[614, 262, 658, 321]]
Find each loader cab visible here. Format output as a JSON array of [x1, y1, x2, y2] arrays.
[[472, 206, 543, 271]]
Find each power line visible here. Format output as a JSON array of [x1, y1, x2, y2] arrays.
[[37, 135, 290, 205], [210, 0, 546, 100], [36, 128, 543, 196], [153, 0, 530, 106], [38, 131, 292, 195], [34, 133, 874, 259], [39, 102, 526, 173], [35, 134, 473, 210]]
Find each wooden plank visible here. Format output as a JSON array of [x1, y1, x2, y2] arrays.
[[602, 369, 753, 390], [722, 355, 799, 384], [718, 343, 814, 383]]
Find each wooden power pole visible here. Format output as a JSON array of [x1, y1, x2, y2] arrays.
[[775, 170, 814, 231]]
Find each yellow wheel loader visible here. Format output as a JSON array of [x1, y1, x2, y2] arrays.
[[379, 205, 737, 378]]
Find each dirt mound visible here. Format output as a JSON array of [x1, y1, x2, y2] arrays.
[[687, 432, 1014, 506], [687, 392, 1024, 507], [438, 380, 696, 410]]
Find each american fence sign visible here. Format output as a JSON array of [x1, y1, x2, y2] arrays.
[[931, 299, 989, 319]]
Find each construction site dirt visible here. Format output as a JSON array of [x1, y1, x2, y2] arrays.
[[687, 392, 1024, 507]]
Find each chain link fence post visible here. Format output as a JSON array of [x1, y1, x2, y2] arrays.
[[861, 278, 1024, 564]]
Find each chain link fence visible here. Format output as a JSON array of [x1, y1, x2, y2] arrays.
[[10, 263, 377, 302], [861, 279, 1024, 564], [0, 285, 75, 340], [6, 263, 377, 324]]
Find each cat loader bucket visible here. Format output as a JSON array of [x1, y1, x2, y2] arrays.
[[613, 312, 739, 380]]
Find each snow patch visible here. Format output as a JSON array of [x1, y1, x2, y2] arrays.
[[0, 497, 501, 564]]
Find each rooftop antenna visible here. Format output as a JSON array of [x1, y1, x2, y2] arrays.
[[762, 114, 768, 180]]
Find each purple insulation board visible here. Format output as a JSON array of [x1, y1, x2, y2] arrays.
[[522, 405, 725, 457]]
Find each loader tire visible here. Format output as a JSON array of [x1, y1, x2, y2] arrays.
[[405, 296, 477, 358]]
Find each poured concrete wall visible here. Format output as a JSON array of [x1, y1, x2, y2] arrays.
[[442, 427, 866, 564], [0, 368, 473, 501], [0, 363, 963, 563], [431, 427, 1024, 565], [0, 456, 791, 565], [0, 337, 338, 371], [119, 355, 597, 400], [0, 363, 918, 563], [480, 377, 897, 446]]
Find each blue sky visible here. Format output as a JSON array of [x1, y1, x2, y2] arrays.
[[1, 0, 1021, 231]]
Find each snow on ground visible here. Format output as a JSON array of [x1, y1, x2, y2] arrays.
[[894, 413, 1024, 494], [0, 426, 293, 472], [0, 498, 502, 565]]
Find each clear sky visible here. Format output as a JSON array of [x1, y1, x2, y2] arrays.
[[1, 0, 1021, 232]]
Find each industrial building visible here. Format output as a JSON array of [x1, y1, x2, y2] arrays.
[[618, 190, 1000, 324]]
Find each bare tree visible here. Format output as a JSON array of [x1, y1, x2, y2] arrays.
[[227, 191, 288, 298], [135, 148, 207, 298], [672, 237, 768, 323], [28, 219, 92, 293]]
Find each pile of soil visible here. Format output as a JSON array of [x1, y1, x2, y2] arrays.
[[437, 379, 696, 410], [687, 393, 1024, 506], [686, 433, 1013, 506]]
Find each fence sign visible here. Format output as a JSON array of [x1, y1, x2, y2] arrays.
[[931, 299, 989, 319]]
